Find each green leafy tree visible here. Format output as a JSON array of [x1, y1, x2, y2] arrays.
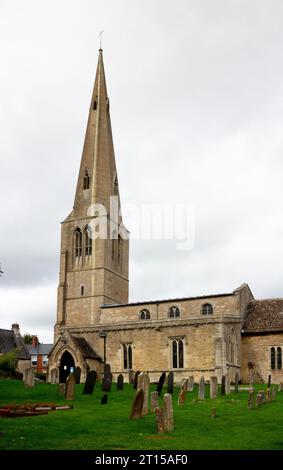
[[0, 350, 18, 373], [22, 334, 33, 345]]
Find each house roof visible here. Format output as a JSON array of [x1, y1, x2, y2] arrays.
[[242, 299, 283, 334], [71, 336, 103, 361], [0, 329, 30, 360], [27, 344, 53, 356]]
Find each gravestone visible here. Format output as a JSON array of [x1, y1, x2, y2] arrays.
[[235, 372, 239, 393], [271, 387, 277, 402], [104, 363, 111, 375], [151, 391, 159, 412], [128, 370, 135, 385], [177, 389, 187, 406], [267, 374, 271, 388], [59, 383, 66, 395], [65, 372, 76, 400], [102, 372, 113, 392], [163, 393, 174, 432], [51, 368, 58, 385], [180, 378, 189, 392], [188, 376, 194, 392], [167, 371, 174, 394], [248, 391, 255, 409], [24, 368, 35, 389], [266, 388, 271, 403], [210, 376, 218, 399], [137, 372, 150, 416], [256, 391, 265, 407], [117, 374, 124, 391], [129, 389, 144, 420], [83, 370, 97, 395], [101, 394, 108, 405], [221, 375, 226, 395], [156, 372, 166, 396], [133, 371, 140, 389], [279, 382, 283, 392], [75, 367, 81, 384], [198, 376, 205, 400], [155, 407, 165, 433], [211, 408, 217, 418], [225, 373, 231, 395]]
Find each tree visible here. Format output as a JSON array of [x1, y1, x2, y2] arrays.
[[22, 334, 33, 344]]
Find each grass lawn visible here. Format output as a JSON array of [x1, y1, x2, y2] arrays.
[[0, 380, 283, 450]]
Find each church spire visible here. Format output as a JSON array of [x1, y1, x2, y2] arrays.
[[73, 49, 120, 217]]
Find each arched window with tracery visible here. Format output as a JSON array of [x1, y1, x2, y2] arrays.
[[123, 344, 133, 370], [84, 227, 92, 256], [202, 303, 213, 315], [140, 309, 150, 320], [277, 347, 282, 370], [271, 347, 276, 370], [83, 170, 90, 190], [74, 228, 82, 258], [172, 338, 184, 369], [168, 306, 180, 318]]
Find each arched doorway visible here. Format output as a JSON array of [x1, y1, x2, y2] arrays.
[[59, 351, 75, 383]]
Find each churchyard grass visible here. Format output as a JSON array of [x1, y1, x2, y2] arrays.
[[0, 380, 283, 450]]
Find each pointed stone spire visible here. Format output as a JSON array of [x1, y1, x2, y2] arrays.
[[73, 49, 120, 218]]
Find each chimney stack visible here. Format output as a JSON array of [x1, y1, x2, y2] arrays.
[[11, 323, 20, 336]]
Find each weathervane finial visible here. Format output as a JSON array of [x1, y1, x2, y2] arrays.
[[99, 31, 104, 50]]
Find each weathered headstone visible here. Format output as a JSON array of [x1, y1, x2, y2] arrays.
[[167, 371, 174, 394], [210, 376, 218, 399], [177, 388, 187, 406], [129, 389, 144, 420], [248, 391, 255, 409], [234, 372, 239, 393], [180, 378, 189, 392], [104, 363, 111, 375], [51, 368, 59, 385], [256, 390, 265, 407], [128, 370, 135, 385], [163, 393, 174, 432], [65, 372, 76, 400], [266, 388, 271, 403], [24, 367, 35, 389], [156, 372, 166, 396], [271, 387, 277, 402], [101, 394, 108, 405], [225, 373, 231, 395], [151, 391, 159, 412], [75, 367, 81, 384], [102, 372, 113, 392], [117, 374, 124, 391], [278, 382, 283, 392], [188, 376, 194, 392], [198, 376, 205, 400], [137, 372, 150, 416], [155, 406, 165, 433], [83, 370, 97, 395], [133, 371, 140, 389], [221, 375, 226, 395], [59, 383, 66, 395]]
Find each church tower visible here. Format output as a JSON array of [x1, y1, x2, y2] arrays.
[[54, 49, 129, 341]]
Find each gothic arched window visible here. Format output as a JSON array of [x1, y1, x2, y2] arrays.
[[172, 339, 184, 369], [83, 170, 90, 190], [277, 347, 282, 370], [202, 303, 213, 315], [84, 227, 92, 256], [168, 306, 180, 318], [74, 228, 82, 258], [271, 347, 276, 370], [123, 344, 133, 370], [140, 309, 150, 320]]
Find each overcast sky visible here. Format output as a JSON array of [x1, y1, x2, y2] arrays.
[[1, 0, 283, 343]]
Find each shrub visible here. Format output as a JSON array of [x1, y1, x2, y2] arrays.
[[0, 350, 18, 374]]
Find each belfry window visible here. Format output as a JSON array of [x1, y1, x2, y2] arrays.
[[140, 309, 150, 320], [74, 228, 82, 257], [123, 344, 133, 370], [171, 339, 184, 369], [83, 170, 90, 190], [84, 227, 92, 256], [168, 306, 180, 318], [202, 303, 213, 315]]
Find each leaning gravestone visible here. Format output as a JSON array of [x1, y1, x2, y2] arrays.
[[51, 368, 58, 385], [180, 378, 189, 392], [210, 376, 218, 399], [101, 394, 108, 405], [65, 373, 76, 400], [256, 391, 265, 407], [156, 372, 166, 396], [129, 389, 144, 420], [248, 391, 255, 409], [24, 367, 35, 389], [163, 393, 174, 432], [221, 375, 226, 395], [133, 371, 140, 389], [198, 376, 205, 400], [59, 383, 66, 395], [177, 388, 187, 406], [117, 374, 124, 391], [188, 376, 194, 392], [83, 370, 97, 395], [167, 371, 174, 394], [137, 372, 150, 416], [75, 367, 81, 384], [235, 372, 239, 393], [102, 371, 113, 392], [151, 391, 159, 412]]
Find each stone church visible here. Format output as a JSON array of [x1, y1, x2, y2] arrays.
[[47, 50, 283, 385]]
